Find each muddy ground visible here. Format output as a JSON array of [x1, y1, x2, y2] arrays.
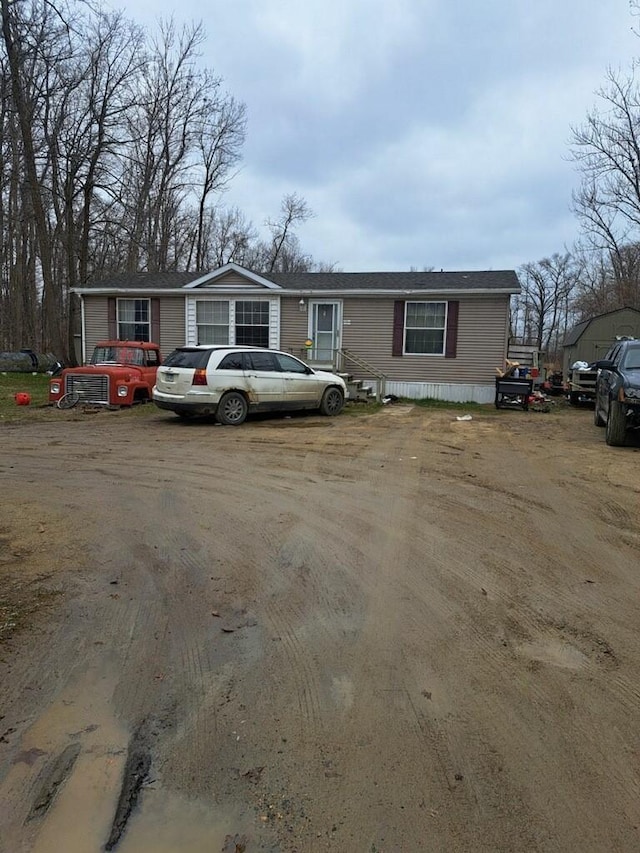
[[1, 401, 639, 852]]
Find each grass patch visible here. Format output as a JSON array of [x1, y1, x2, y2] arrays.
[[0, 372, 161, 423], [343, 400, 384, 416], [411, 397, 496, 413], [0, 372, 52, 420]]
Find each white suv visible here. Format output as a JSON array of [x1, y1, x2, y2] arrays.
[[152, 346, 347, 425]]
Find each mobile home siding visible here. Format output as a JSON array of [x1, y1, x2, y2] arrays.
[[280, 297, 312, 359], [83, 295, 186, 360], [84, 297, 106, 360], [156, 297, 187, 354], [197, 271, 267, 289], [280, 295, 509, 384], [344, 296, 508, 383]]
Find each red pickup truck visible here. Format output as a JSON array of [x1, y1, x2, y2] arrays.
[[49, 341, 162, 408]]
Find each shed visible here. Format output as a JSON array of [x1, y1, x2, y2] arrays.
[[562, 307, 640, 376]]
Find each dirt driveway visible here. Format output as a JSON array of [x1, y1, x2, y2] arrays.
[[1, 402, 639, 852]]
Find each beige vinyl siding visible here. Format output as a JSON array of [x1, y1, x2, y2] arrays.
[[195, 271, 270, 289], [279, 297, 313, 359], [83, 297, 108, 359], [82, 295, 186, 362], [157, 296, 187, 354], [280, 295, 510, 384]]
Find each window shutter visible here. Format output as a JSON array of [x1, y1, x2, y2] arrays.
[[392, 301, 405, 356], [151, 298, 160, 344], [108, 298, 117, 339], [445, 300, 459, 358]]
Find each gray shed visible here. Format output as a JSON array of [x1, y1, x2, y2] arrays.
[[562, 307, 640, 375]]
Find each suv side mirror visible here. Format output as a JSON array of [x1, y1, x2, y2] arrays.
[[595, 359, 615, 370]]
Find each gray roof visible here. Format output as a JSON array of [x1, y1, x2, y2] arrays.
[[268, 270, 519, 291], [78, 268, 520, 293], [80, 271, 204, 289], [563, 318, 590, 347]]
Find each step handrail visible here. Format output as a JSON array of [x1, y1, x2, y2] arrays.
[[336, 348, 387, 401]]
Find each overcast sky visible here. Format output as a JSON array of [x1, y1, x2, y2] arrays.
[[122, 0, 638, 273]]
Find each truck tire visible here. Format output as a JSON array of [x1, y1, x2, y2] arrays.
[[605, 400, 627, 446]]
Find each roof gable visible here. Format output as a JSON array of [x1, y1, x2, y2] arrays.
[[183, 263, 281, 290]]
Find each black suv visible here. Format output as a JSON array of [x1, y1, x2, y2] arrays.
[[593, 339, 640, 446]]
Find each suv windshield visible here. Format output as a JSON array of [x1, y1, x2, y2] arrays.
[[163, 348, 211, 369]]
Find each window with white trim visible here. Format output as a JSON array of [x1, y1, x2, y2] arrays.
[[196, 301, 229, 345], [195, 299, 270, 347], [404, 302, 447, 354], [117, 298, 150, 341], [235, 301, 269, 346]]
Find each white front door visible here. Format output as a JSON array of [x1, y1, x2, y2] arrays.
[[309, 301, 341, 363]]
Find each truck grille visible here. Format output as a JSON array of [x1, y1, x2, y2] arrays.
[[66, 374, 109, 404]]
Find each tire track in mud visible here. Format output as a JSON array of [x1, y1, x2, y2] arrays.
[[104, 723, 152, 851], [26, 743, 81, 823], [305, 410, 460, 848]]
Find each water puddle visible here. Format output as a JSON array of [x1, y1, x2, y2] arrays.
[[117, 790, 254, 852], [1, 663, 129, 853]]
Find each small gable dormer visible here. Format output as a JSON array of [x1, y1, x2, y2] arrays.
[[183, 263, 281, 291], [184, 264, 281, 348]]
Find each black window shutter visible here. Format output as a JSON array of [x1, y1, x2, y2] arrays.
[[392, 301, 405, 357], [151, 298, 160, 344], [108, 298, 117, 339], [445, 300, 459, 358]]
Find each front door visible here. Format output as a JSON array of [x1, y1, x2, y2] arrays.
[[309, 301, 341, 364]]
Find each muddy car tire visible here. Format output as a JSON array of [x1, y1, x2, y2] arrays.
[[216, 391, 248, 425], [605, 400, 627, 446], [320, 387, 344, 417]]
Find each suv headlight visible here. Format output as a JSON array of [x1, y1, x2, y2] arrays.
[[117, 385, 128, 397]]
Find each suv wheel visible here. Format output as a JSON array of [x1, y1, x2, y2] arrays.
[[216, 391, 248, 425], [320, 386, 344, 416], [605, 400, 627, 446]]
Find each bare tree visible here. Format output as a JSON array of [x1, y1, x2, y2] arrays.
[[516, 253, 580, 357], [194, 93, 246, 269], [570, 68, 640, 310], [1, 0, 71, 356], [0, 4, 326, 355], [264, 192, 314, 272]]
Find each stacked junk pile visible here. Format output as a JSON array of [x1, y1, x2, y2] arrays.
[[494, 360, 552, 412]]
